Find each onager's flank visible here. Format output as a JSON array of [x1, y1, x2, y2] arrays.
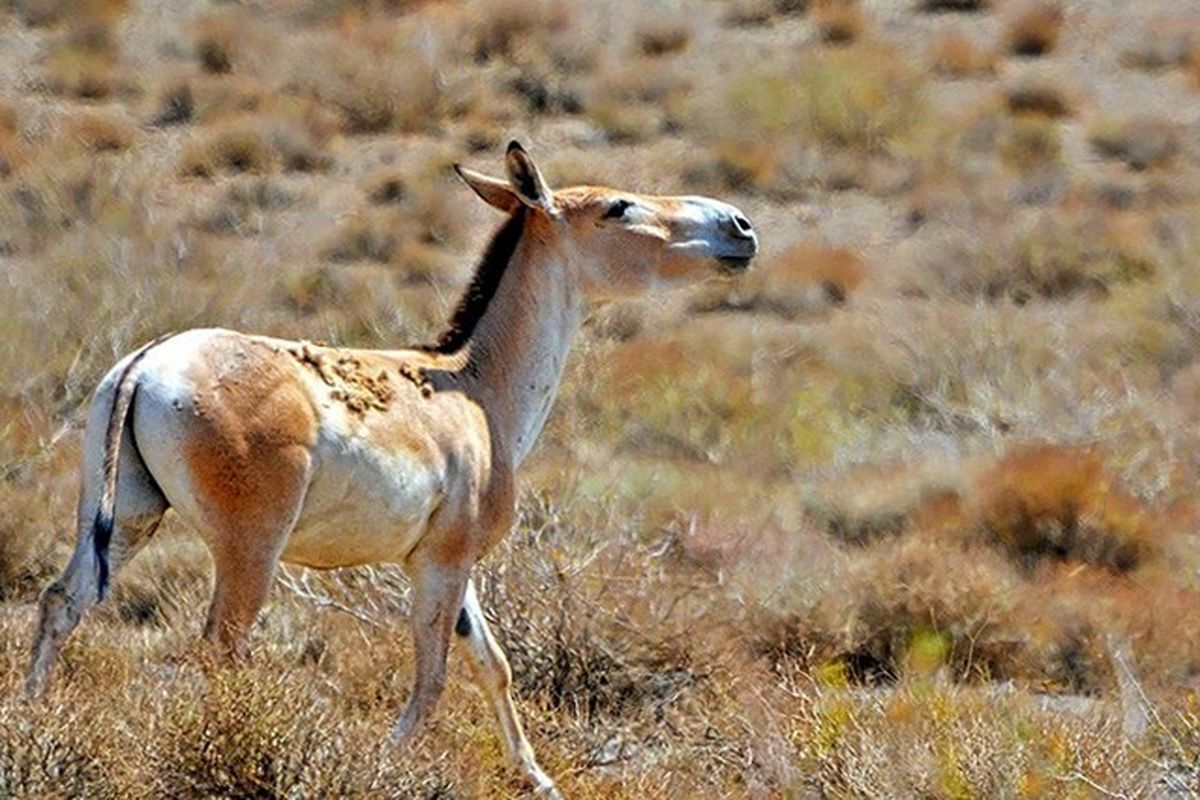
[[26, 142, 758, 796]]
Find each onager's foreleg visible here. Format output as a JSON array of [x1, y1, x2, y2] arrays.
[[390, 544, 471, 742], [458, 578, 559, 797]]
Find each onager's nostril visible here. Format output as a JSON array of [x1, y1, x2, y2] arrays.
[[726, 213, 754, 239]]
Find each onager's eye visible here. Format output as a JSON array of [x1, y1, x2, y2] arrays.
[[602, 199, 634, 220]]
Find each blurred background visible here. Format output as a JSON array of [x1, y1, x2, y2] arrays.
[[2, 0, 1200, 796]]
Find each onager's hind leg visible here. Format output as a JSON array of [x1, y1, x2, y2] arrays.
[[458, 579, 559, 797], [26, 457, 167, 697], [198, 455, 311, 659]]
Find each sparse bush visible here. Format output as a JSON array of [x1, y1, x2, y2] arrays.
[[1005, 2, 1064, 58]]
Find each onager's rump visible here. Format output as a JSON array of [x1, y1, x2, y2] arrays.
[[26, 142, 758, 797]]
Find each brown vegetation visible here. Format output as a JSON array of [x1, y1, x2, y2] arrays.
[[3, 0, 1200, 795]]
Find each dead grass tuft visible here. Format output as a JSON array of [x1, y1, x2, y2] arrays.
[[1004, 2, 1064, 58]]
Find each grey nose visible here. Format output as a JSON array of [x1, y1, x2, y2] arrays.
[[725, 213, 755, 240]]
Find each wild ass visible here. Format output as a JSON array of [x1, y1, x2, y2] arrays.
[[26, 142, 757, 795]]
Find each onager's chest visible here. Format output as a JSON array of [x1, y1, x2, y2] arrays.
[[282, 363, 491, 569]]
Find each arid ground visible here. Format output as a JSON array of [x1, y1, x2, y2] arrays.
[[2, 0, 1200, 797]]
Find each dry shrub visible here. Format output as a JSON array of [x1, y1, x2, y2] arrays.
[[913, 210, 1159, 304], [148, 666, 444, 797], [192, 14, 241, 74], [196, 178, 299, 237], [0, 699, 116, 798], [0, 104, 30, 178], [930, 30, 995, 77], [1004, 80, 1073, 117], [818, 536, 1024, 683], [1090, 117, 1184, 171], [974, 444, 1155, 573], [38, 24, 125, 100], [919, 0, 989, 12], [699, 43, 925, 194], [813, 0, 866, 45], [635, 15, 692, 57], [180, 106, 333, 178], [323, 212, 397, 264], [0, 483, 60, 602], [469, 0, 571, 62], [67, 111, 135, 153], [149, 79, 194, 127], [725, 0, 809, 26], [692, 243, 866, 318], [300, 27, 444, 134], [1120, 20, 1200, 72], [323, 170, 465, 275], [998, 115, 1060, 171], [1005, 2, 1064, 58], [180, 124, 273, 177], [582, 58, 686, 142]]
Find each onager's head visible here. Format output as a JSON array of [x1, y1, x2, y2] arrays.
[[455, 141, 758, 299]]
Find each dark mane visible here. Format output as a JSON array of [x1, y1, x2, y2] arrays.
[[421, 207, 526, 355]]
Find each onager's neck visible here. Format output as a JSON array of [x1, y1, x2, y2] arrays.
[[448, 217, 584, 467]]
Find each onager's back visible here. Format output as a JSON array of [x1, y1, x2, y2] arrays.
[[26, 142, 758, 796]]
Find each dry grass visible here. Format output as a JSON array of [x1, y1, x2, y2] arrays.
[[4, 0, 1200, 795]]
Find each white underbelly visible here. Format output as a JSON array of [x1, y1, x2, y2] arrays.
[[282, 436, 442, 569]]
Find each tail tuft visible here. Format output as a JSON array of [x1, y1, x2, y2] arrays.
[[93, 509, 115, 601]]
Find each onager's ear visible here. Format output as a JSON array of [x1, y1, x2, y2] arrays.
[[454, 164, 522, 214], [505, 141, 557, 217]]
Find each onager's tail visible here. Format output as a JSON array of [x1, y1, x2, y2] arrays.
[[93, 333, 173, 600]]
